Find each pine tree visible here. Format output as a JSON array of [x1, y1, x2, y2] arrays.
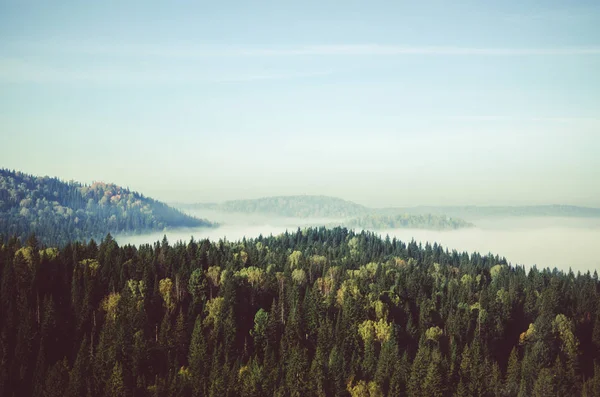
[[504, 347, 520, 396], [309, 346, 327, 397], [188, 316, 207, 397], [43, 358, 70, 397], [554, 355, 569, 397], [488, 361, 502, 397], [408, 342, 430, 397], [454, 379, 468, 397], [590, 361, 600, 397], [374, 338, 398, 395], [423, 349, 444, 397], [532, 367, 554, 397], [67, 339, 90, 397], [105, 362, 126, 397]]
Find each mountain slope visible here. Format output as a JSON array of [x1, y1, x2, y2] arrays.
[[0, 169, 213, 245]]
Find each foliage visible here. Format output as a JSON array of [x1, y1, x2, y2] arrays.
[[0, 169, 214, 246], [0, 226, 598, 396]]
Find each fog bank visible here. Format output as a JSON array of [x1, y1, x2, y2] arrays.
[[115, 215, 600, 274]]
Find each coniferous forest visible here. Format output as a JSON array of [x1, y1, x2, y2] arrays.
[[1, 227, 599, 397], [0, 169, 213, 247]]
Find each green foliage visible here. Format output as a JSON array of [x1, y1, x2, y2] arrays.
[[425, 326, 443, 343], [188, 316, 208, 397], [251, 309, 269, 352], [105, 362, 126, 397], [0, 226, 597, 396], [532, 367, 554, 397], [0, 169, 214, 246]]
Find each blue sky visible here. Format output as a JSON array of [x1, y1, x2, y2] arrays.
[[1, 1, 599, 207]]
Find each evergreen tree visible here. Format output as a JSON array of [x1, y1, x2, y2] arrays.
[[188, 316, 207, 397], [423, 349, 445, 397], [532, 367, 554, 397], [504, 347, 521, 396], [105, 362, 126, 397], [43, 358, 70, 397], [408, 342, 429, 397], [67, 339, 90, 397]]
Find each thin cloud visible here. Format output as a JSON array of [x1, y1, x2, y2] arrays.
[[241, 45, 600, 56], [0, 58, 332, 84], [5, 40, 600, 58], [451, 116, 600, 124], [504, 7, 600, 23]]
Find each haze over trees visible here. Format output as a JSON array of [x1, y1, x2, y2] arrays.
[[179, 196, 475, 231], [183, 195, 369, 218], [379, 205, 600, 220], [181, 196, 600, 228], [335, 213, 473, 231], [0, 169, 213, 246], [1, 227, 599, 397]]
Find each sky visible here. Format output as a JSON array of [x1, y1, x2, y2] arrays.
[[1, 0, 599, 208]]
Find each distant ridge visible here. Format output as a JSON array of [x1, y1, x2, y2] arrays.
[[377, 204, 600, 219], [177, 196, 474, 230], [180, 195, 600, 220], [182, 195, 369, 218], [0, 169, 214, 246]]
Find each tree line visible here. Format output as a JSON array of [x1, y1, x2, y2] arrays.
[[336, 213, 473, 231]]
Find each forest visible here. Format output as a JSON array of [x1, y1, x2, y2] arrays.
[[0, 169, 213, 246], [1, 227, 599, 397], [335, 214, 473, 231]]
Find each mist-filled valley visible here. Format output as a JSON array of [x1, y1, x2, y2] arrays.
[[117, 209, 600, 274]]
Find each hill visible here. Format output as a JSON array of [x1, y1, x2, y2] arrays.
[[0, 169, 213, 246], [183, 195, 369, 218], [0, 227, 598, 396], [182, 196, 600, 225]]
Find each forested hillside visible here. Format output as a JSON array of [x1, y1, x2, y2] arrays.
[[337, 213, 473, 231], [0, 169, 213, 246], [1, 227, 599, 397]]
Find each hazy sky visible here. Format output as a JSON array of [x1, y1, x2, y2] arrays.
[[1, 1, 599, 207]]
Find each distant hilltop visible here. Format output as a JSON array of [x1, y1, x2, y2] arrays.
[[379, 204, 600, 219], [0, 169, 214, 246], [178, 195, 600, 221], [182, 195, 369, 218]]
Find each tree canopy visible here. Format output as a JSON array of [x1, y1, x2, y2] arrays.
[[1, 226, 599, 396], [0, 169, 214, 246]]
